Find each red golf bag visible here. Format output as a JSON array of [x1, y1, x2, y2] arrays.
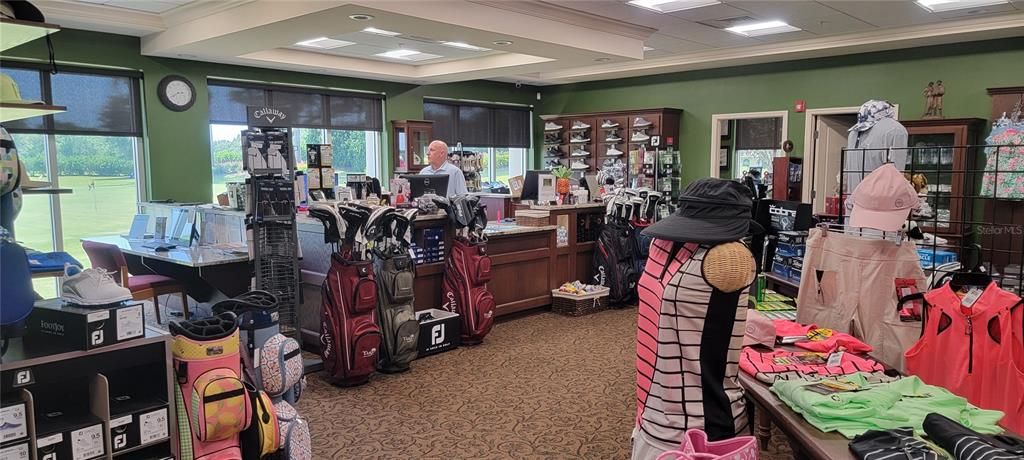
[[441, 238, 495, 345], [319, 252, 381, 386]]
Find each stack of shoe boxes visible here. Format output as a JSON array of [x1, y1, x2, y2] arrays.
[[772, 231, 807, 283]]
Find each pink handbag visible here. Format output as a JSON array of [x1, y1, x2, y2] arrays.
[[656, 429, 759, 460]]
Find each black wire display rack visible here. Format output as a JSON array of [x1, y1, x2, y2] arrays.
[[839, 142, 1024, 295], [246, 127, 300, 340]]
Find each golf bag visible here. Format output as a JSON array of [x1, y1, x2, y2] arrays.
[[366, 207, 420, 373], [169, 312, 251, 460], [211, 291, 306, 404], [593, 219, 639, 305], [434, 195, 495, 345], [309, 203, 382, 386]]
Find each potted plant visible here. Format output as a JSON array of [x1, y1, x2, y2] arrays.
[[552, 166, 573, 196]]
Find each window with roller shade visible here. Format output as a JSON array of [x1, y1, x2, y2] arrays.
[[208, 80, 384, 195], [734, 117, 783, 180], [423, 99, 530, 186], [2, 63, 144, 297]]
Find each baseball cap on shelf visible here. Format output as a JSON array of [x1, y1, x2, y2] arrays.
[[1, 73, 43, 105], [849, 163, 919, 232]]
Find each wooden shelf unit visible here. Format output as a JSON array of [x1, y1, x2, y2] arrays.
[[540, 108, 682, 180]]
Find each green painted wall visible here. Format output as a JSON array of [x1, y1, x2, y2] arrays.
[[538, 38, 1024, 186], [2, 29, 538, 202]]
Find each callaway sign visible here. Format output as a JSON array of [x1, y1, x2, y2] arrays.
[[247, 106, 290, 128]]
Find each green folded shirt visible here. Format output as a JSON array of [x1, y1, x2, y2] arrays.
[[770, 373, 1005, 438]]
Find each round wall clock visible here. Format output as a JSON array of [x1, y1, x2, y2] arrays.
[[157, 75, 195, 112]]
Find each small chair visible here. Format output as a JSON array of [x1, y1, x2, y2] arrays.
[[81, 241, 190, 323]]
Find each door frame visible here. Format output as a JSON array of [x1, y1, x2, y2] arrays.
[[709, 111, 789, 178], [801, 105, 900, 208]]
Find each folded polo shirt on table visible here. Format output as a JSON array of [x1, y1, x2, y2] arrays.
[[770, 373, 1005, 438]]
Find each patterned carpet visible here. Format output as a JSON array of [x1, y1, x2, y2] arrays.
[[292, 308, 796, 459]]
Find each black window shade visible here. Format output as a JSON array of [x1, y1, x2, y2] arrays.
[[424, 100, 530, 148], [2, 65, 141, 136], [208, 80, 382, 131], [735, 118, 782, 150], [423, 102, 456, 145], [208, 84, 266, 125]]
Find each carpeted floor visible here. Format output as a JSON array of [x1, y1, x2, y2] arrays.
[[292, 308, 797, 459]]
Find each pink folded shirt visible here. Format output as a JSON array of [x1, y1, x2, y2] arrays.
[[772, 320, 874, 354]]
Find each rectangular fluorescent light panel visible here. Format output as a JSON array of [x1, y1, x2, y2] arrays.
[[915, 0, 1008, 12], [725, 20, 801, 37], [627, 0, 720, 13], [376, 49, 419, 59], [374, 49, 443, 62], [294, 37, 355, 49], [441, 41, 491, 52], [363, 27, 401, 36], [643, 46, 655, 51]]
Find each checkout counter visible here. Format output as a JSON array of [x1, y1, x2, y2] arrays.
[[295, 201, 606, 351]]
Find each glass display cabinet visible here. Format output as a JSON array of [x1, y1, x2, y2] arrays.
[[391, 120, 433, 173], [902, 118, 984, 237]]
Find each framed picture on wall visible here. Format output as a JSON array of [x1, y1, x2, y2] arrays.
[[719, 148, 730, 168], [720, 119, 731, 139]]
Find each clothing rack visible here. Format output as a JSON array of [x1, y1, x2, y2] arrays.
[[815, 221, 906, 245]]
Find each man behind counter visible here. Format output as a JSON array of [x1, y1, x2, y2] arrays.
[[419, 140, 468, 197]]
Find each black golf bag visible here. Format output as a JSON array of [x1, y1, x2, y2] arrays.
[[593, 219, 639, 305], [433, 195, 495, 345], [365, 207, 420, 373]]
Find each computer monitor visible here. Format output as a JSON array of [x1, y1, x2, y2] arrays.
[[520, 170, 546, 202], [401, 174, 449, 199]]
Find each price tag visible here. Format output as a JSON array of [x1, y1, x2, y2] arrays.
[[87, 310, 110, 322], [961, 288, 983, 308], [71, 424, 105, 460], [0, 403, 28, 442], [139, 408, 169, 445], [826, 351, 845, 367], [36, 433, 62, 448], [110, 415, 132, 428], [0, 443, 29, 460], [116, 305, 144, 340]]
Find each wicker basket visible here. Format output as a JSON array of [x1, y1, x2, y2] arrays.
[[515, 210, 551, 227], [551, 287, 610, 317]]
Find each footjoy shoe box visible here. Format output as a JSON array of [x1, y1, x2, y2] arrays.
[[27, 300, 146, 351], [34, 413, 105, 460], [416, 309, 461, 357]]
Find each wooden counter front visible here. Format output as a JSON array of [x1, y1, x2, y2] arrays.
[[412, 218, 556, 316]]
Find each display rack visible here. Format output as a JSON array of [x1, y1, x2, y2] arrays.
[[840, 141, 1024, 295], [244, 113, 299, 340], [0, 327, 176, 460]]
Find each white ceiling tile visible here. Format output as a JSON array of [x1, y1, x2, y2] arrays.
[[643, 32, 712, 52], [723, 1, 876, 35], [666, 3, 752, 21], [547, 0, 699, 29], [818, 1, 945, 27], [657, 21, 761, 47]]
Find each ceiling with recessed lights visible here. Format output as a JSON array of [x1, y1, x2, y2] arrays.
[[32, 0, 1024, 85]]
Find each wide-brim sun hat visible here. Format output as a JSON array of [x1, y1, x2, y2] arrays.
[[642, 177, 764, 244]]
